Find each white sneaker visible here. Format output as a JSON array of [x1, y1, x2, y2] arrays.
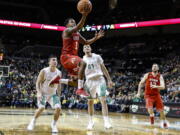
[[87, 121, 94, 130], [27, 119, 35, 131], [104, 122, 112, 129], [160, 121, 169, 129], [51, 122, 58, 133]]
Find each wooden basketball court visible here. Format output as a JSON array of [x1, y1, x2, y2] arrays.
[[0, 108, 179, 135]]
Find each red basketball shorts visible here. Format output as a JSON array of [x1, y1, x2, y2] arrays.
[[60, 54, 82, 76], [145, 94, 164, 111]]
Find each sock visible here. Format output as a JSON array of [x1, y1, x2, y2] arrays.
[[52, 120, 57, 126], [78, 80, 84, 89], [32, 117, 36, 123], [150, 116, 154, 125], [89, 115, 93, 123], [103, 116, 109, 123]]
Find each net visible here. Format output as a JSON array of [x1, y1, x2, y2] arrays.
[[0, 66, 9, 77]]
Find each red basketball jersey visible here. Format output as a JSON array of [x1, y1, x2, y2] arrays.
[[62, 31, 79, 55], [145, 72, 160, 96]]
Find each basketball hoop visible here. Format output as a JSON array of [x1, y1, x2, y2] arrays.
[[0, 71, 2, 86]]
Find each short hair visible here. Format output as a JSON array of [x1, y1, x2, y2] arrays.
[[152, 63, 158, 66], [83, 44, 90, 47], [152, 63, 159, 70], [48, 55, 57, 62], [64, 18, 74, 26]]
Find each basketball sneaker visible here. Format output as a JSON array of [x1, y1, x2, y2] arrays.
[[160, 121, 169, 129], [87, 121, 94, 130], [104, 122, 112, 129], [51, 121, 58, 133], [76, 88, 89, 97], [27, 119, 36, 131], [49, 75, 61, 86]]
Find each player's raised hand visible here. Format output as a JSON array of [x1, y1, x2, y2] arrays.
[[81, 11, 89, 16], [95, 30, 105, 39], [81, 5, 91, 16]]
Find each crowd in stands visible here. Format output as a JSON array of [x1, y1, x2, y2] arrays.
[[0, 34, 180, 114], [0, 0, 179, 117]]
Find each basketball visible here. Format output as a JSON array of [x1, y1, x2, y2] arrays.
[[77, 0, 92, 14]]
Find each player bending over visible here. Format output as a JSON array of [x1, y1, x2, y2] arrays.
[[27, 56, 62, 133]]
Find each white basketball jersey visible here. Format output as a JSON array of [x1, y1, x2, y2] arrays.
[[41, 67, 61, 95], [83, 53, 104, 80]]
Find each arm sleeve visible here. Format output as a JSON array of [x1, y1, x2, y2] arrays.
[[59, 71, 62, 77], [97, 55, 104, 64], [140, 73, 148, 84], [160, 75, 165, 88]]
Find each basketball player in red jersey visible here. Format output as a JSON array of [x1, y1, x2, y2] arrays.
[[136, 64, 168, 128], [50, 13, 104, 96]]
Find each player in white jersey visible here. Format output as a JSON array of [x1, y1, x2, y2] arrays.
[[78, 45, 114, 130], [27, 56, 61, 133]]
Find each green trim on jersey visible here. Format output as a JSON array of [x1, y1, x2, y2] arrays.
[[40, 96, 46, 106], [39, 94, 60, 106], [52, 95, 60, 106]]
